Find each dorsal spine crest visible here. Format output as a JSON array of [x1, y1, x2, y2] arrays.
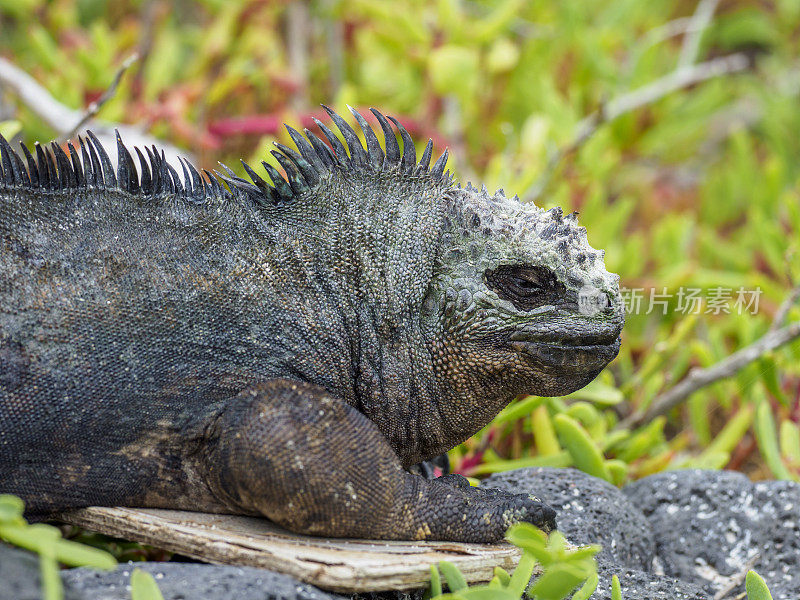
[[0, 107, 451, 210]]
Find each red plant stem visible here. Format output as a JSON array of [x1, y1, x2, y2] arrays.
[[727, 434, 757, 471]]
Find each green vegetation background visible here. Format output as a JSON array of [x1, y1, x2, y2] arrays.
[[1, 0, 799, 487]]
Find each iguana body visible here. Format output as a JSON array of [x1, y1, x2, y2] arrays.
[[0, 108, 623, 541]]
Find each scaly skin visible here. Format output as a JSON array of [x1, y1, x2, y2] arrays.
[[0, 108, 623, 541]]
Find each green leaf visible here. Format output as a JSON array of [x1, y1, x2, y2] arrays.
[[565, 402, 601, 429], [52, 538, 117, 570], [713, 8, 779, 50], [0, 523, 51, 554], [0, 0, 41, 20], [688, 393, 712, 445], [779, 419, 800, 466], [430, 565, 443, 598], [26, 524, 62, 600], [0, 494, 25, 522], [527, 563, 587, 599], [0, 120, 22, 140], [469, 452, 571, 475], [486, 37, 519, 73], [571, 572, 599, 600], [611, 574, 623, 600], [472, 0, 525, 42], [427, 45, 478, 98], [566, 380, 624, 406], [759, 357, 786, 406], [459, 588, 519, 600], [131, 568, 165, 600], [28, 26, 61, 70], [605, 459, 628, 486], [547, 531, 567, 556], [507, 553, 535, 596], [704, 405, 754, 456], [754, 398, 793, 480], [616, 417, 665, 462], [553, 414, 611, 482], [602, 429, 631, 453], [562, 544, 602, 562], [39, 554, 63, 600], [683, 451, 731, 470], [745, 570, 773, 600], [493, 566, 511, 587], [438, 561, 468, 592], [494, 395, 544, 426], [532, 405, 562, 456], [0, 520, 116, 571], [506, 523, 547, 555]]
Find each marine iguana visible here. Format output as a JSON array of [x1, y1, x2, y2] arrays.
[[0, 107, 623, 542]]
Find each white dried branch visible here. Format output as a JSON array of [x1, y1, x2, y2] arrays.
[[621, 320, 800, 429], [0, 56, 191, 167], [62, 53, 139, 141], [525, 52, 749, 202], [678, 0, 721, 69], [712, 552, 761, 600], [769, 284, 800, 334]]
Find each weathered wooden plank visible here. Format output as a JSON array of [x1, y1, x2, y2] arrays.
[[58, 507, 527, 592]]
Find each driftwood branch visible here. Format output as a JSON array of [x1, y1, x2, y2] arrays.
[[621, 280, 800, 429], [0, 56, 190, 167], [595, 54, 748, 121], [58, 507, 533, 593], [62, 53, 139, 141]]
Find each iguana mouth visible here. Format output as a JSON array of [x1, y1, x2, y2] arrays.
[[509, 325, 622, 347], [510, 339, 621, 369], [509, 320, 622, 370]]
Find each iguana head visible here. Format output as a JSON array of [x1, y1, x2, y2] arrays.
[[420, 184, 623, 415]]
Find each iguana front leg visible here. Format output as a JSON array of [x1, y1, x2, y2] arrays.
[[201, 379, 556, 541]]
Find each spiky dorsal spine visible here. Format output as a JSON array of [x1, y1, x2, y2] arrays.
[[0, 107, 451, 209]]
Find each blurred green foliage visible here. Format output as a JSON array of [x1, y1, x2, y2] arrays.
[[427, 522, 603, 600], [424, 522, 776, 599], [1, 0, 799, 484], [0, 494, 117, 600], [0, 494, 165, 600]]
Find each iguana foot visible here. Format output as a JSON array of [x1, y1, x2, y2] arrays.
[[435, 472, 556, 529], [201, 379, 555, 541]]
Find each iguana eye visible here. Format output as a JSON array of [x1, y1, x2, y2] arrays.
[[485, 265, 564, 310], [509, 272, 545, 291]]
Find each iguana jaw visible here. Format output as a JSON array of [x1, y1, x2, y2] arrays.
[[508, 322, 622, 370], [509, 338, 621, 370]]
